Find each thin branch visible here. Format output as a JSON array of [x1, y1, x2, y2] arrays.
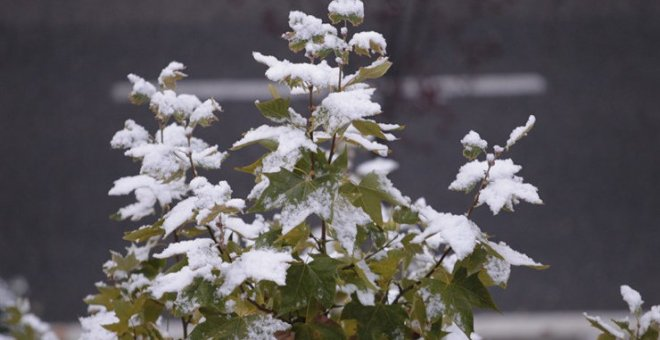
[[392, 247, 452, 304], [327, 133, 337, 164]]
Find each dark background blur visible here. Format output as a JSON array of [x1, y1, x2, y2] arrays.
[[1, 0, 659, 322]]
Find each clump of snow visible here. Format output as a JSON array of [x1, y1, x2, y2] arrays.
[[449, 158, 542, 214], [79, 309, 119, 340], [356, 158, 399, 176], [233, 124, 317, 173], [505, 115, 535, 149], [253, 52, 339, 90], [287, 11, 336, 43], [110, 119, 149, 150], [150, 239, 223, 298], [218, 249, 293, 295], [460, 130, 487, 151], [344, 126, 389, 157], [487, 241, 544, 268], [349, 31, 387, 55], [158, 61, 186, 87], [621, 285, 644, 314], [223, 215, 268, 239], [328, 0, 364, 18], [411, 199, 481, 260], [162, 197, 197, 236], [109, 176, 186, 221], [127, 74, 156, 99], [190, 99, 221, 126], [315, 87, 381, 134], [640, 305, 660, 335]]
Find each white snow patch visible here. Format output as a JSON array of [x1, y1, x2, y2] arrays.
[[218, 249, 293, 295]]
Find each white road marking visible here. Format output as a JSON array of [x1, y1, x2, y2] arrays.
[[111, 73, 547, 103]]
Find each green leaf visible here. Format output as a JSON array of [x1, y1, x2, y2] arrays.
[[123, 223, 164, 242], [426, 267, 498, 335], [279, 255, 341, 314], [641, 328, 660, 340], [292, 316, 346, 340], [235, 156, 265, 174], [352, 120, 387, 140], [341, 301, 409, 339], [250, 168, 315, 213], [341, 172, 402, 226], [369, 249, 404, 288], [392, 206, 420, 224], [190, 315, 254, 340], [328, 13, 363, 26], [345, 60, 392, 87], [255, 98, 290, 122]]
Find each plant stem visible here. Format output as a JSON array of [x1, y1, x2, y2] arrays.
[[327, 133, 337, 164], [186, 135, 198, 178]]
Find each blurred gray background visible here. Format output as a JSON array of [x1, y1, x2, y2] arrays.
[[1, 0, 659, 322]]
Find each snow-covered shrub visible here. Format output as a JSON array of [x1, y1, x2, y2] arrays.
[[585, 285, 660, 340], [0, 278, 58, 340], [81, 1, 545, 339]]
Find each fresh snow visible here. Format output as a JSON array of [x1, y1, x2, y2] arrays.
[[344, 127, 389, 157], [246, 314, 291, 340], [127, 74, 156, 99], [110, 119, 149, 150], [620, 285, 644, 313], [349, 31, 387, 55], [356, 158, 399, 176], [487, 241, 544, 267], [233, 124, 317, 173], [412, 199, 481, 260], [109, 175, 186, 221], [460, 130, 487, 151], [218, 249, 293, 295], [584, 313, 626, 339], [253, 52, 339, 90], [449, 158, 542, 214], [505, 115, 536, 149], [158, 61, 186, 87], [150, 239, 223, 298], [315, 87, 381, 134], [79, 309, 119, 340], [328, 0, 364, 18], [329, 196, 371, 254], [223, 214, 268, 239]]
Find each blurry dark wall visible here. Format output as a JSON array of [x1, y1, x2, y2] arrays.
[[1, 0, 659, 321]]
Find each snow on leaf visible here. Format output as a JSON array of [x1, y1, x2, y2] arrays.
[[478, 174, 542, 215], [253, 52, 339, 90], [329, 195, 371, 254], [232, 124, 317, 173], [151, 239, 222, 298], [158, 61, 186, 89], [460, 130, 488, 158], [328, 0, 364, 26], [505, 115, 535, 150], [349, 31, 387, 56], [127, 74, 156, 104], [486, 241, 545, 268], [640, 306, 660, 335], [108, 175, 186, 221], [314, 87, 381, 134], [284, 11, 339, 57], [218, 249, 293, 296], [584, 313, 626, 339], [411, 199, 481, 260], [191, 145, 227, 170], [162, 197, 196, 236], [620, 285, 644, 314], [356, 158, 399, 176], [449, 159, 542, 214], [223, 214, 268, 239], [79, 309, 119, 340], [344, 126, 389, 157], [110, 119, 149, 150], [190, 98, 221, 127]]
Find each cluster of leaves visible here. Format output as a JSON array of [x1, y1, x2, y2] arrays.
[[585, 285, 660, 340], [81, 1, 546, 339]]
